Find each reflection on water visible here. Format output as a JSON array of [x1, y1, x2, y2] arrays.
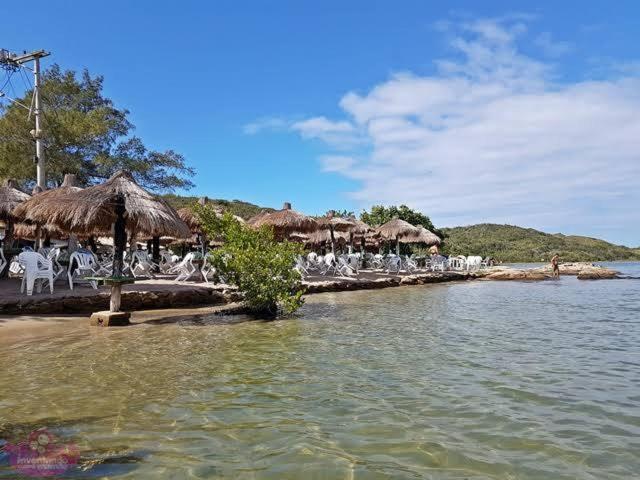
[[1, 263, 639, 479]]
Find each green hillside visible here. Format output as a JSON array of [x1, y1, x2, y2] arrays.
[[162, 194, 273, 220], [441, 224, 640, 263]]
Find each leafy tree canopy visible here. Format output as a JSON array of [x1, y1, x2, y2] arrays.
[[326, 209, 355, 218], [195, 206, 305, 317], [0, 64, 194, 191], [360, 204, 443, 237], [441, 224, 640, 262]]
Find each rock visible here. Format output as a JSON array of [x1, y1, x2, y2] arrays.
[[484, 269, 549, 281], [577, 267, 619, 280]]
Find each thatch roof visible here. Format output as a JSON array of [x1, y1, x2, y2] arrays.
[[12, 174, 82, 226], [247, 211, 269, 227], [287, 232, 310, 243], [345, 217, 372, 235], [252, 202, 318, 235], [304, 229, 349, 246], [178, 205, 245, 234], [177, 208, 201, 232], [317, 214, 356, 232], [0, 179, 30, 222], [13, 223, 66, 240], [402, 226, 441, 246], [375, 218, 419, 240], [15, 170, 191, 239]]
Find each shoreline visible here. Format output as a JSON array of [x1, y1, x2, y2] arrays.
[[0, 262, 620, 317]]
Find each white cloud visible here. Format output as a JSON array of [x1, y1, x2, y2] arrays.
[[286, 17, 640, 243], [243, 116, 289, 134], [535, 32, 573, 57], [290, 116, 363, 148], [319, 155, 356, 173]]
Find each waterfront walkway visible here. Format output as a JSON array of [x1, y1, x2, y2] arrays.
[[0, 270, 476, 315]]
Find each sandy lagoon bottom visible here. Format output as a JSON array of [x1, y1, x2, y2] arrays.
[[1, 263, 639, 479]]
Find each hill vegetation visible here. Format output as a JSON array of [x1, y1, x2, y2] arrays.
[[162, 194, 272, 220], [441, 224, 640, 263]]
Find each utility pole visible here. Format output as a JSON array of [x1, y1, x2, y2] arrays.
[[0, 49, 51, 189]]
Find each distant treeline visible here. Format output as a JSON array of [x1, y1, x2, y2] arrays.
[[441, 224, 640, 263], [162, 194, 272, 220]]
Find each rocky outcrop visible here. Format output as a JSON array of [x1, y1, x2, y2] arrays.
[[303, 271, 474, 294], [576, 267, 619, 280], [531, 262, 618, 276], [482, 269, 550, 281], [479, 262, 619, 281]]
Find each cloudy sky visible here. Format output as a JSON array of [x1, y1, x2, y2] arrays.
[[3, 1, 639, 245], [246, 15, 640, 245]]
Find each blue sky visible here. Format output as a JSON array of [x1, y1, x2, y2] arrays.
[[2, 1, 639, 245]]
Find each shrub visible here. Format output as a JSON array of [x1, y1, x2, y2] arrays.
[[195, 205, 305, 317]]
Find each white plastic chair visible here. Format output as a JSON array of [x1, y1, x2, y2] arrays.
[[322, 253, 338, 276], [346, 254, 360, 275], [68, 252, 98, 290], [294, 255, 309, 277], [201, 256, 218, 283], [337, 255, 357, 276], [0, 249, 6, 275], [371, 254, 385, 270], [403, 255, 418, 273], [386, 256, 401, 274], [159, 250, 180, 273], [18, 251, 54, 296], [431, 256, 447, 272], [131, 250, 157, 278], [173, 253, 197, 282]]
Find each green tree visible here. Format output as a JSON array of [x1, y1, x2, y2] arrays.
[[360, 204, 443, 238], [327, 209, 354, 218], [0, 64, 193, 191], [195, 205, 305, 317]]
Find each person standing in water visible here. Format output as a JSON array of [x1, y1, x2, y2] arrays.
[[551, 253, 560, 278]]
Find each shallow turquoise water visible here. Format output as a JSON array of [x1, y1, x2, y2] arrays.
[[1, 263, 639, 479]]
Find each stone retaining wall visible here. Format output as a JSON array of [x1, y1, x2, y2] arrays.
[[0, 288, 235, 315]]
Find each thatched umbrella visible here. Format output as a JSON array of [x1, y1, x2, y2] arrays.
[[17, 170, 190, 316], [304, 229, 349, 249], [179, 199, 246, 253], [317, 212, 354, 254], [345, 217, 373, 253], [375, 218, 420, 255], [252, 202, 318, 240], [13, 174, 84, 249], [0, 179, 30, 248], [31, 171, 190, 239], [403, 226, 441, 247], [13, 223, 66, 241], [177, 207, 201, 232], [247, 210, 269, 227], [288, 232, 309, 243]]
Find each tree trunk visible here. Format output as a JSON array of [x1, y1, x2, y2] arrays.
[[396, 237, 400, 255], [87, 236, 97, 252], [110, 284, 122, 312], [111, 194, 127, 312], [152, 236, 160, 264], [330, 227, 336, 255]]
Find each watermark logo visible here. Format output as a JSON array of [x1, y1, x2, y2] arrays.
[[3, 428, 79, 477]]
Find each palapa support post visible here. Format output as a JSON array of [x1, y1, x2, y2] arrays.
[[152, 236, 160, 265], [90, 193, 131, 327]]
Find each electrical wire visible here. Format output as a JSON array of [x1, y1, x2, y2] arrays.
[[0, 70, 14, 95]]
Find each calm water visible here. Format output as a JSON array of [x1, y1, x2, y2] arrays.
[[1, 263, 639, 479]]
